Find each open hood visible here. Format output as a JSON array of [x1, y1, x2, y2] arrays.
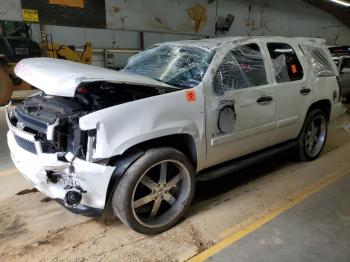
[[14, 58, 174, 97]]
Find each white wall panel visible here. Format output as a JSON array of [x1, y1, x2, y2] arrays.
[[143, 32, 203, 48], [0, 0, 22, 21], [85, 28, 114, 48], [45, 25, 86, 45], [113, 30, 139, 48]]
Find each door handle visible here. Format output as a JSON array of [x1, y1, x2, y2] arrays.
[[300, 87, 311, 95], [256, 96, 273, 105]]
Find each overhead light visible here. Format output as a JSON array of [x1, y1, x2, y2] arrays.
[[328, 0, 350, 7]]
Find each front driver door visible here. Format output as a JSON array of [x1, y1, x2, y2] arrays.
[[204, 42, 276, 167]]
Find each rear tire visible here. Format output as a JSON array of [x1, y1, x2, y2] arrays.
[[296, 109, 328, 161], [0, 69, 13, 106], [112, 147, 196, 234]]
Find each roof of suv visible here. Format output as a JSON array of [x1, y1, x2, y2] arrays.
[[162, 36, 326, 51]]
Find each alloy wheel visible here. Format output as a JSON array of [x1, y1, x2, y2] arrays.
[[131, 160, 192, 228], [305, 115, 326, 158]]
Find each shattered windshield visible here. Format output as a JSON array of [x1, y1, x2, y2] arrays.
[[124, 44, 216, 88]]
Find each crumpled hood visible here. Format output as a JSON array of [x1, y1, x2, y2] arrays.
[[15, 58, 173, 97]]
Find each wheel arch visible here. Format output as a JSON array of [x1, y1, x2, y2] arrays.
[[104, 133, 198, 206], [297, 99, 331, 139], [307, 99, 331, 121], [122, 134, 198, 169]]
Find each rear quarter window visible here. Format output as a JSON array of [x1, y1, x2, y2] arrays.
[[301, 45, 336, 77]]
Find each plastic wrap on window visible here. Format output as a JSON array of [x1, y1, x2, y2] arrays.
[[212, 45, 267, 97], [271, 54, 290, 82], [301, 45, 335, 77], [209, 44, 268, 135], [124, 44, 215, 88], [212, 52, 248, 96]]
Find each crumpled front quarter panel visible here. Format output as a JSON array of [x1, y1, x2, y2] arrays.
[[79, 88, 205, 159]]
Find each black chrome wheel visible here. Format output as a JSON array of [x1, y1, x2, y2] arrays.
[[297, 109, 328, 161], [112, 148, 195, 234], [304, 115, 327, 158], [132, 160, 191, 228]]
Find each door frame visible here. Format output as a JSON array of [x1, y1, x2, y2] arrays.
[[202, 39, 277, 167]]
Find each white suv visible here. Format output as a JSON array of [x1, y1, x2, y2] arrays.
[[6, 37, 340, 234]]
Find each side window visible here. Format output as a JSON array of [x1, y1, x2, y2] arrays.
[[267, 43, 303, 82], [213, 43, 267, 96], [301, 45, 335, 77]]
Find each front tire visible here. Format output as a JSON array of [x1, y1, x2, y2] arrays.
[[297, 109, 328, 161], [112, 147, 196, 234]]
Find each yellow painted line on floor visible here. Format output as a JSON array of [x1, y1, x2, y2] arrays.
[[0, 168, 19, 177], [189, 167, 350, 262]]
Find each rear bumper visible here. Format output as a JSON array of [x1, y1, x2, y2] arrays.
[[6, 113, 115, 210]]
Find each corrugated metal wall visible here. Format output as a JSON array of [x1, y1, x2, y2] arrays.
[[217, 0, 350, 45], [26, 0, 350, 47], [1, 0, 350, 67], [105, 0, 217, 35]]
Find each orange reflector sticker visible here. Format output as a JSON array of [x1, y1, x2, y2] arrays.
[[185, 90, 197, 102], [291, 64, 297, 74]]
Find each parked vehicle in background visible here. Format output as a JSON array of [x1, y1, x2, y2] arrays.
[[329, 45, 350, 56], [0, 20, 94, 106], [329, 46, 350, 101], [6, 37, 340, 234], [332, 55, 350, 101]]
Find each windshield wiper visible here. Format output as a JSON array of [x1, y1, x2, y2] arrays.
[[151, 78, 185, 89], [166, 82, 191, 89]]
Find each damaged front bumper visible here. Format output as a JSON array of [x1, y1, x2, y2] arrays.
[[6, 107, 115, 213]]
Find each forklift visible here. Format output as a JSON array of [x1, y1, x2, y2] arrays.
[[0, 21, 41, 105], [0, 21, 93, 105]]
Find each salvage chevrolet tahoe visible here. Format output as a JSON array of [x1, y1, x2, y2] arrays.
[[6, 37, 340, 234]]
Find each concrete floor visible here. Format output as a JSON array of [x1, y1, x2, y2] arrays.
[[0, 108, 14, 172], [1, 104, 350, 261], [0, 90, 38, 171], [208, 173, 350, 262]]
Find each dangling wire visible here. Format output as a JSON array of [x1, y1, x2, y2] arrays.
[[67, 145, 82, 188]]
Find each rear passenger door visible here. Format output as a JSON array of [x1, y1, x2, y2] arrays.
[[264, 41, 312, 143], [205, 42, 276, 167]]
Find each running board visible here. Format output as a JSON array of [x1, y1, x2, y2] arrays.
[[197, 141, 297, 181]]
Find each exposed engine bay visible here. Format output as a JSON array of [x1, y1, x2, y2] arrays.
[[9, 82, 171, 157]]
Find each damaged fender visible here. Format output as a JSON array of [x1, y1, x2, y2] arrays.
[[79, 86, 206, 168]]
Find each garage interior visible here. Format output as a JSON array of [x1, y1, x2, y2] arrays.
[[0, 0, 350, 261]]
